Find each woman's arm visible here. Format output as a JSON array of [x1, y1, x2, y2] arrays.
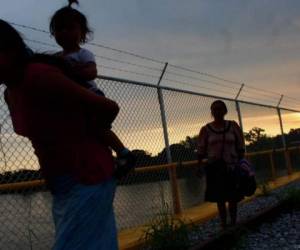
[[29, 63, 118, 125], [197, 126, 208, 163], [72, 62, 98, 81]]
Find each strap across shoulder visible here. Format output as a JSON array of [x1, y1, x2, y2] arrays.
[[206, 121, 232, 134]]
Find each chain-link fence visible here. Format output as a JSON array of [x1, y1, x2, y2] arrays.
[[1, 73, 300, 249]]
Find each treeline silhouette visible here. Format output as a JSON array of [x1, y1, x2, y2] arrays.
[[1, 127, 300, 191]]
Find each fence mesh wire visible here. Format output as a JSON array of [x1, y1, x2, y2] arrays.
[[96, 78, 173, 229], [239, 103, 287, 181], [0, 76, 299, 249], [281, 110, 300, 173]]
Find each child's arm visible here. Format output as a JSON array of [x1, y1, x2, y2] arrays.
[[96, 128, 125, 155], [32, 64, 119, 125], [102, 130, 125, 155], [197, 126, 208, 163], [72, 62, 98, 81]]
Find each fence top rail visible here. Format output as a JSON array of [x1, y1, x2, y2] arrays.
[[1, 146, 298, 191], [246, 146, 300, 156], [0, 180, 45, 192], [98, 75, 300, 113], [98, 75, 158, 89]]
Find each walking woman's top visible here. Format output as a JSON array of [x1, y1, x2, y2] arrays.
[[197, 120, 245, 168]]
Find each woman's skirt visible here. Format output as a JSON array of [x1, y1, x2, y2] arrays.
[[204, 162, 243, 203], [51, 178, 118, 250]]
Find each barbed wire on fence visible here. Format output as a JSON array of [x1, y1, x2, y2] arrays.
[[25, 38, 163, 73], [167, 64, 243, 85], [98, 65, 161, 80], [239, 94, 279, 106], [163, 77, 236, 97], [164, 70, 240, 90], [25, 38, 58, 48], [8, 20, 300, 110]]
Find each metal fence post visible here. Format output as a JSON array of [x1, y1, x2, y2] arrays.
[[277, 108, 286, 149], [0, 124, 8, 169], [235, 101, 243, 132], [157, 63, 172, 163], [235, 84, 246, 152], [235, 84, 244, 128], [157, 63, 182, 214], [269, 150, 276, 179], [277, 96, 292, 174]]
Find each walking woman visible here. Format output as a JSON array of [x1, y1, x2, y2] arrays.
[[0, 20, 119, 249], [197, 100, 245, 229]]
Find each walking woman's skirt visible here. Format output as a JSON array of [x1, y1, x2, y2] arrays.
[[205, 163, 243, 203], [51, 178, 118, 250]]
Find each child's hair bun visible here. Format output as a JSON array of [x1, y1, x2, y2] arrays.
[[68, 0, 79, 7]]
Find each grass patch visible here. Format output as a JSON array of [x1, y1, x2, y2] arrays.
[[142, 204, 201, 250], [257, 180, 271, 196], [281, 187, 300, 209]]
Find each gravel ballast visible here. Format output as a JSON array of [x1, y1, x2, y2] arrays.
[[189, 180, 300, 250]]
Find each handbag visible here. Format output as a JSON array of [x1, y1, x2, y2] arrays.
[[235, 159, 257, 196], [231, 122, 257, 196]]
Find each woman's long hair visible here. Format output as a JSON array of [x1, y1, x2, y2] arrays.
[[0, 19, 29, 67], [0, 19, 81, 86]]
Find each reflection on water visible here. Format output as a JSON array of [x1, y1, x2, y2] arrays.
[[115, 177, 206, 229], [0, 177, 205, 250], [0, 192, 54, 250]]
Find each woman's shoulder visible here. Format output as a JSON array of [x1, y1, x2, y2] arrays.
[[200, 122, 211, 130], [228, 120, 240, 129], [199, 123, 210, 135], [22, 63, 64, 90], [25, 62, 62, 79], [27, 62, 61, 72]]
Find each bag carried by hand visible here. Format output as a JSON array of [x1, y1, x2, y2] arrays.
[[235, 159, 256, 196]]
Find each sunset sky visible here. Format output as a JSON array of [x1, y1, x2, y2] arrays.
[[1, 1, 300, 101], [1, 0, 300, 171]]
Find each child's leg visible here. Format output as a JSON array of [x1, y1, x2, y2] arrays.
[[102, 130, 136, 180]]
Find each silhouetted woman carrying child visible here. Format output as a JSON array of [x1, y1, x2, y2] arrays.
[[0, 19, 120, 250]]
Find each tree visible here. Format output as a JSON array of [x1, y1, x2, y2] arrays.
[[131, 149, 155, 167], [244, 127, 266, 144], [286, 128, 300, 146]]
